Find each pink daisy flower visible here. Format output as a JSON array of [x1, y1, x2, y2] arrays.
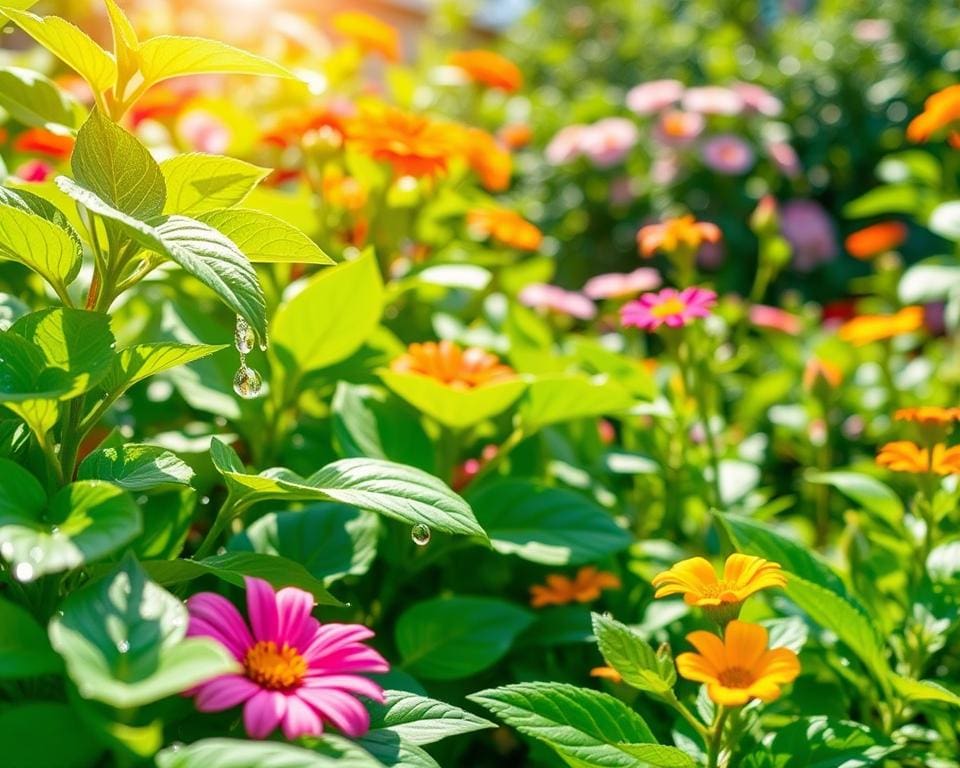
[[701, 134, 756, 175], [186, 577, 388, 740], [519, 283, 597, 320], [681, 86, 744, 116], [621, 287, 717, 330], [653, 110, 705, 147], [583, 268, 662, 300], [765, 141, 802, 178], [731, 82, 783, 117], [626, 79, 685, 116], [580, 117, 639, 169], [545, 124, 588, 165], [749, 304, 802, 335]]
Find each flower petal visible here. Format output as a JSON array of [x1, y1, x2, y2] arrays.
[[723, 620, 768, 668], [194, 674, 259, 712], [282, 694, 324, 740], [276, 586, 315, 648], [186, 592, 253, 660], [243, 689, 287, 739], [245, 577, 279, 643], [298, 688, 372, 738], [301, 674, 385, 702]]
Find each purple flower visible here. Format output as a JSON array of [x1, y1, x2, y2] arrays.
[[701, 134, 756, 175], [626, 79, 685, 116], [780, 199, 838, 272]]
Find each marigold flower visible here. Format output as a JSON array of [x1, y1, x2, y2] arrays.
[[529, 566, 621, 608], [906, 85, 960, 146], [449, 50, 522, 92], [621, 287, 717, 331], [468, 208, 542, 251], [876, 441, 960, 475], [894, 407, 960, 427], [518, 283, 597, 320], [187, 577, 387, 740], [845, 221, 908, 260], [332, 11, 400, 61], [637, 215, 721, 258], [346, 105, 457, 179], [13, 127, 74, 160], [391, 340, 514, 389], [262, 106, 346, 150], [652, 554, 786, 609], [459, 126, 513, 191], [676, 620, 800, 707], [837, 307, 925, 346]]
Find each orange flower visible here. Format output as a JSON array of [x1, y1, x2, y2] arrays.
[[331, 11, 400, 61], [637, 215, 721, 258], [346, 104, 457, 179], [322, 167, 367, 211], [676, 620, 801, 707], [262, 107, 345, 150], [837, 307, 924, 346], [652, 554, 786, 612], [468, 208, 543, 251], [802, 357, 843, 392], [499, 123, 533, 150], [449, 50, 523, 92], [876, 441, 960, 475], [590, 666, 623, 683], [894, 407, 960, 427], [391, 340, 514, 390], [459, 126, 513, 191], [906, 85, 960, 147], [13, 128, 74, 160], [845, 221, 908, 260], [529, 566, 621, 608]]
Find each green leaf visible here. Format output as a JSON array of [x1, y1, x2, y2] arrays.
[[519, 375, 633, 432], [0, 203, 82, 296], [613, 745, 696, 768], [271, 252, 383, 376], [77, 444, 194, 491], [762, 716, 898, 767], [805, 471, 903, 526], [395, 596, 533, 680], [468, 682, 659, 767], [0, 702, 104, 768], [467, 480, 630, 565], [197, 207, 332, 264], [591, 613, 676, 695], [0, 7, 116, 92], [356, 730, 438, 768], [136, 35, 296, 88], [101, 342, 228, 394], [48, 554, 239, 708], [891, 675, 960, 708], [229, 503, 378, 586], [142, 551, 342, 606], [842, 184, 932, 218], [379, 370, 527, 429], [0, 597, 61, 678], [103, 0, 139, 91], [0, 66, 82, 131], [160, 155, 270, 215], [367, 689, 495, 745], [899, 255, 960, 304], [72, 109, 166, 221], [133, 487, 194, 560], [156, 739, 381, 768], [210, 438, 484, 537]]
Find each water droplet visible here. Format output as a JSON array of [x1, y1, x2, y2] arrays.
[[411, 524, 431, 546], [117, 639, 130, 654], [14, 562, 34, 582], [232, 365, 263, 399], [234, 315, 254, 354], [258, 331, 268, 352]]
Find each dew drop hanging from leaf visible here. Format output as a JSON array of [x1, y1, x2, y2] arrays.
[[411, 524, 431, 546], [233, 365, 263, 399], [234, 315, 255, 354]]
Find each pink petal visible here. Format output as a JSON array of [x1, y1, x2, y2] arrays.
[[302, 625, 375, 661], [301, 674, 385, 702], [194, 675, 260, 712], [243, 689, 287, 739], [297, 688, 372, 738], [282, 694, 324, 740], [275, 587, 315, 647], [186, 593, 253, 660], [245, 577, 279, 643], [308, 646, 390, 675]]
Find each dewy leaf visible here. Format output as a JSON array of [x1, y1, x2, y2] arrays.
[[160, 155, 270, 215], [467, 480, 631, 566], [78, 444, 194, 491], [0, 7, 117, 92], [136, 35, 296, 88], [72, 109, 166, 221], [197, 207, 333, 264], [591, 613, 676, 695], [468, 682, 659, 767], [0, 596, 61, 678], [367, 690, 495, 745], [0, 203, 82, 296], [395, 597, 533, 680], [0, 66, 83, 131], [101, 342, 227, 394], [48, 554, 239, 708]]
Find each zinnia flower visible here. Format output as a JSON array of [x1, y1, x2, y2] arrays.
[[653, 110, 705, 146], [187, 577, 387, 740], [583, 268, 662, 300], [458, 126, 513, 191], [346, 105, 456, 179], [626, 79, 685, 116], [519, 283, 597, 320], [732, 82, 783, 117], [448, 50, 522, 92], [906, 85, 960, 148], [765, 141, 802, 178], [844, 221, 908, 260], [637, 215, 722, 258], [894, 407, 960, 427], [579, 118, 639, 169], [652, 554, 786, 609], [681, 86, 744, 116], [13, 127, 74, 160], [390, 340, 514, 389], [876, 441, 960, 475], [529, 566, 620, 608], [748, 305, 802, 335], [676, 620, 800, 706], [262, 106, 347, 150], [468, 208, 542, 251], [545, 124, 588, 165], [622, 287, 717, 330], [331, 11, 400, 61], [837, 307, 925, 346], [701, 134, 756, 175]]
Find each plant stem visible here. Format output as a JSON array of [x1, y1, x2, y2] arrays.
[[662, 691, 709, 740], [469, 425, 526, 486], [707, 706, 730, 768], [194, 495, 242, 559]]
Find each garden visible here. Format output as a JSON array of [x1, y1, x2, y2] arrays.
[[1, 0, 960, 765]]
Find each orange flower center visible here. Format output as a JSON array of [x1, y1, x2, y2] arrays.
[[651, 298, 686, 318], [718, 666, 754, 689], [244, 641, 307, 690]]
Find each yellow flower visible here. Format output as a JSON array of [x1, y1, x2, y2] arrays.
[[637, 215, 721, 258], [875, 441, 960, 475], [331, 11, 400, 61], [894, 407, 960, 427], [676, 620, 800, 707], [529, 566, 621, 608], [837, 307, 924, 346]]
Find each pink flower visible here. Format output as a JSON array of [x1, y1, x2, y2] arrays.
[[583, 268, 662, 300], [580, 118, 639, 168], [766, 141, 802, 178], [749, 304, 802, 335], [653, 110, 705, 147], [626, 79, 685, 116], [14, 159, 53, 182], [519, 283, 597, 320], [545, 124, 588, 165], [681, 86, 744, 116], [731, 83, 783, 117], [609, 176, 634, 206], [780, 199, 838, 272], [178, 109, 232, 154], [853, 19, 892, 43], [701, 134, 756, 175], [651, 153, 681, 184], [186, 577, 387, 740], [621, 286, 717, 330]]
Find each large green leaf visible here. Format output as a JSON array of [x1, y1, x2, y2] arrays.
[[229, 503, 378, 585], [136, 35, 296, 88], [77, 444, 194, 491], [467, 480, 630, 565], [756, 716, 898, 767], [519, 375, 634, 432], [842, 184, 933, 218], [0, 462, 141, 579], [197, 208, 333, 264], [271, 251, 383, 377], [156, 738, 382, 768], [0, 597, 61, 678], [613, 745, 696, 768], [0, 203, 82, 296], [48, 554, 239, 708], [891, 675, 960, 709], [468, 682, 659, 767], [591, 613, 675, 695], [366, 690, 495, 745], [0, 65, 82, 131], [805, 471, 903, 527], [0, 702, 104, 768], [356, 730, 438, 768], [160, 155, 270, 215], [101, 341, 227, 394], [395, 596, 533, 680]]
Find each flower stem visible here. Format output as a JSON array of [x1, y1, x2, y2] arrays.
[[707, 706, 730, 768]]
